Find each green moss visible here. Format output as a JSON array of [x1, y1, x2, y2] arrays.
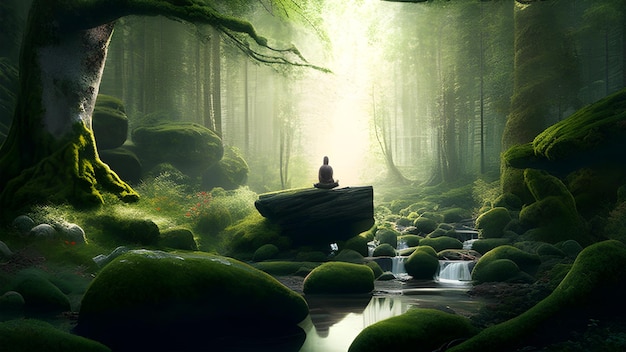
[[78, 250, 308, 347], [375, 227, 398, 248], [470, 238, 511, 255], [303, 261, 374, 294], [202, 145, 249, 190], [471, 245, 540, 284], [475, 207, 512, 239], [366, 261, 384, 279], [413, 216, 438, 234], [343, 234, 369, 257], [253, 261, 319, 276], [252, 243, 279, 262], [334, 249, 365, 264], [442, 207, 473, 223], [223, 212, 281, 255], [493, 193, 523, 210], [349, 308, 478, 352], [404, 248, 439, 280], [6, 269, 71, 314], [159, 227, 197, 251], [451, 240, 626, 352], [398, 234, 421, 247], [372, 243, 396, 257], [419, 236, 463, 253], [0, 319, 110, 352]]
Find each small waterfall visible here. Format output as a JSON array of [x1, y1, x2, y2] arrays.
[[391, 256, 407, 277], [437, 260, 473, 282]]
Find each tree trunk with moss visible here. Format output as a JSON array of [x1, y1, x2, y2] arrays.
[[0, 0, 323, 214]]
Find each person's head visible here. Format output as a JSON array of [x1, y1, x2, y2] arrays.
[[323, 156, 329, 165]]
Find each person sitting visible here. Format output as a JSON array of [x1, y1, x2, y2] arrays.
[[314, 156, 339, 189]]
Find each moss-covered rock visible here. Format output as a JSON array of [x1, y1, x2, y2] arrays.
[[93, 95, 128, 150], [0, 319, 110, 352], [372, 243, 396, 257], [366, 261, 384, 279], [475, 207, 512, 239], [97, 215, 160, 245], [349, 308, 478, 352], [202, 145, 248, 190], [333, 249, 365, 264], [343, 234, 370, 257], [303, 261, 374, 294], [253, 261, 319, 276], [419, 236, 463, 253], [442, 207, 473, 223], [404, 247, 439, 280], [131, 122, 223, 177], [471, 245, 540, 284], [223, 213, 282, 258], [470, 238, 511, 255], [450, 240, 626, 352], [493, 192, 523, 211], [398, 234, 421, 248], [413, 216, 439, 234], [252, 243, 279, 262], [159, 227, 197, 251], [76, 250, 308, 351], [6, 269, 70, 314], [375, 227, 398, 248], [98, 147, 142, 185]]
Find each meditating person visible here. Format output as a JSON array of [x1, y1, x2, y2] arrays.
[[314, 156, 339, 189]]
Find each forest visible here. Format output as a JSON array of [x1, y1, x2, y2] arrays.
[[0, 0, 626, 351]]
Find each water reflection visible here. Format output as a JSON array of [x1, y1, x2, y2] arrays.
[[298, 281, 484, 352]]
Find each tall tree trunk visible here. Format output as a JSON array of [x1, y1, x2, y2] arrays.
[[211, 28, 222, 135]]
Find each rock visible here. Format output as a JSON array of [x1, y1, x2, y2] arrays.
[[12, 215, 35, 235], [404, 246, 439, 280], [475, 207, 512, 239], [252, 243, 279, 262], [303, 261, 374, 294], [254, 186, 374, 246], [131, 122, 223, 177], [419, 236, 463, 252], [76, 250, 308, 351], [98, 215, 160, 245], [0, 319, 110, 352], [350, 308, 478, 352], [372, 243, 396, 257], [159, 228, 197, 251], [413, 216, 438, 234], [471, 245, 540, 284], [92, 246, 130, 268], [201, 145, 248, 190], [93, 94, 128, 150], [99, 147, 142, 184], [7, 269, 71, 314], [57, 223, 86, 245], [375, 227, 398, 248], [0, 291, 24, 317], [29, 224, 57, 240], [0, 240, 12, 259]]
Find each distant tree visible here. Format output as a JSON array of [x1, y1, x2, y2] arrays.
[[0, 0, 324, 214]]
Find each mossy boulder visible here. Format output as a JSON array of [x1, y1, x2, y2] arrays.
[[475, 207, 512, 239], [442, 207, 473, 223], [93, 95, 128, 150], [519, 169, 591, 245], [471, 238, 512, 255], [303, 261, 374, 294], [98, 147, 142, 185], [252, 243, 280, 262], [493, 192, 523, 211], [202, 145, 249, 190], [159, 227, 197, 250], [398, 234, 421, 248], [0, 319, 110, 352], [366, 261, 384, 279], [334, 249, 366, 264], [5, 269, 70, 314], [131, 122, 224, 177], [253, 261, 319, 276], [419, 236, 463, 253], [450, 240, 626, 352], [343, 234, 370, 257], [471, 245, 540, 284], [372, 243, 396, 257], [413, 216, 438, 234], [223, 213, 282, 257], [404, 246, 439, 280], [349, 308, 478, 352], [97, 215, 160, 245], [375, 227, 398, 248], [76, 250, 308, 351]]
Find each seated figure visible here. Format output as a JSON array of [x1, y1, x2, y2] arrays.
[[314, 156, 339, 189]]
